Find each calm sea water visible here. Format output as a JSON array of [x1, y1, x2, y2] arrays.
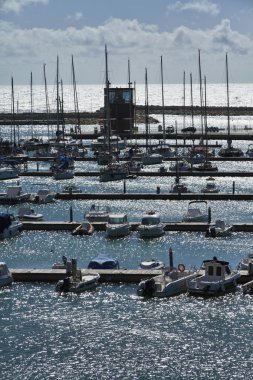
[[0, 84, 253, 379]]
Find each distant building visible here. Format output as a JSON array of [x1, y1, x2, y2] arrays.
[[104, 87, 135, 136]]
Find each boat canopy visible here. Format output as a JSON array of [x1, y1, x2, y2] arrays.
[[88, 256, 119, 269]]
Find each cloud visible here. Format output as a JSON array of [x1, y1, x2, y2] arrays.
[[0, 17, 252, 84], [167, 0, 219, 16], [67, 11, 83, 22], [0, 0, 48, 13]]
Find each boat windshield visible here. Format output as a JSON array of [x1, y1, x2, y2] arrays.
[[142, 216, 160, 225], [108, 216, 126, 224]]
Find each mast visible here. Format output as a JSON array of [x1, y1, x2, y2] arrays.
[[204, 75, 208, 162], [226, 52, 232, 149], [71, 55, 80, 133], [128, 58, 133, 142], [30, 71, 34, 140], [161, 56, 166, 140], [183, 70, 186, 130], [145, 67, 149, 153], [190, 73, 194, 129], [43, 63, 51, 140], [56, 55, 60, 134], [198, 49, 203, 135], [11, 77, 16, 147], [60, 79, 65, 140], [104, 44, 111, 155]]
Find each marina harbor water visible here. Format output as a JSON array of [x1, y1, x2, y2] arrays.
[[0, 83, 253, 380]]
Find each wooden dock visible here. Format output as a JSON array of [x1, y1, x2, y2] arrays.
[[10, 268, 253, 285], [21, 221, 253, 232]]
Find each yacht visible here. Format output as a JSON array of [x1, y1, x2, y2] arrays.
[[0, 262, 13, 288], [182, 201, 209, 223], [137, 211, 164, 238], [106, 213, 130, 238], [187, 257, 240, 296], [205, 220, 233, 238], [201, 177, 219, 193], [85, 204, 111, 223]]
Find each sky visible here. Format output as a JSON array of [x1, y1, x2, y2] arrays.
[[0, 0, 252, 85]]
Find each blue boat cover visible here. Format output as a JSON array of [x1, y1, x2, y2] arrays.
[[0, 213, 12, 233], [88, 256, 119, 269]]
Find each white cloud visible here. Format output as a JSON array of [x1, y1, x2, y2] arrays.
[[67, 11, 83, 22], [0, 17, 252, 84], [168, 0, 219, 16], [0, 0, 48, 13]]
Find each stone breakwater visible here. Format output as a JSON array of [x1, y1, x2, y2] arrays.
[[0, 106, 253, 125]]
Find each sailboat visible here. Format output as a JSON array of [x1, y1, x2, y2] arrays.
[[218, 53, 244, 157], [99, 45, 129, 182], [141, 68, 163, 166]]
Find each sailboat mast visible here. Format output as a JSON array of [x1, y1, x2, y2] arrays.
[[198, 49, 203, 135], [161, 56, 165, 140], [226, 53, 231, 149], [183, 70, 186, 130], [30, 71, 34, 140], [43, 63, 51, 140], [11, 77, 16, 146], [72, 55, 80, 131], [190, 73, 194, 129], [145, 68, 149, 153], [104, 45, 111, 154], [56, 55, 60, 134], [128, 58, 133, 141]]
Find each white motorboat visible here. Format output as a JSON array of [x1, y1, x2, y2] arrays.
[[0, 185, 31, 205], [137, 211, 164, 238], [18, 207, 43, 221], [137, 267, 198, 297], [99, 163, 129, 182], [56, 273, 100, 294], [53, 168, 74, 180], [246, 144, 253, 157], [182, 201, 209, 223], [0, 262, 13, 288], [187, 257, 240, 296], [205, 220, 233, 238], [85, 204, 111, 223], [142, 153, 163, 166], [237, 254, 253, 272], [0, 213, 23, 239], [139, 260, 165, 270], [201, 177, 219, 193], [106, 213, 130, 238], [0, 165, 19, 180], [31, 186, 55, 203], [62, 185, 82, 193], [55, 258, 100, 293]]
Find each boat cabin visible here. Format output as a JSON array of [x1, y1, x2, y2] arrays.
[[141, 212, 161, 225], [202, 258, 231, 281], [108, 214, 128, 224]]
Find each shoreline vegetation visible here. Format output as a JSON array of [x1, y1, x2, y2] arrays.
[[0, 105, 253, 125]]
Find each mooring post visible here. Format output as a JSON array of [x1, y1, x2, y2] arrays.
[[169, 247, 173, 271], [123, 180, 126, 194], [36, 162, 39, 172], [208, 207, 211, 224], [157, 186, 160, 194], [232, 181, 235, 194], [70, 206, 73, 222]]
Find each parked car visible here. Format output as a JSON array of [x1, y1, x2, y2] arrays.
[[181, 127, 196, 133]]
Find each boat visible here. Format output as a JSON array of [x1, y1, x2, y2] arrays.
[[31, 187, 55, 203], [18, 206, 43, 221], [55, 258, 100, 293], [53, 168, 74, 180], [218, 53, 244, 158], [0, 262, 13, 288], [237, 253, 253, 271], [137, 266, 198, 297], [246, 144, 253, 157], [169, 160, 191, 172], [62, 185, 82, 193], [85, 204, 111, 223], [182, 201, 209, 223], [139, 259, 165, 270], [99, 162, 129, 182], [52, 255, 68, 269], [137, 211, 164, 238], [0, 165, 19, 180], [142, 153, 163, 166], [187, 257, 240, 296], [194, 161, 218, 171], [87, 256, 119, 269], [71, 222, 95, 236], [0, 212, 23, 239], [201, 177, 219, 193], [106, 213, 130, 238], [0, 185, 31, 205], [205, 220, 233, 238]]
